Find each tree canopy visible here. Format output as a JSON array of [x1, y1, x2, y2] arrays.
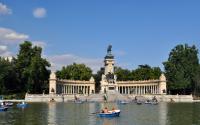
[[114, 65, 161, 81], [0, 41, 50, 95], [0, 57, 16, 94], [163, 44, 200, 95], [131, 65, 162, 80], [93, 67, 104, 93], [114, 67, 132, 81], [56, 63, 92, 80]]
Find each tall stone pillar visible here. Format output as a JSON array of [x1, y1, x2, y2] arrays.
[[159, 74, 167, 95], [49, 72, 57, 94]]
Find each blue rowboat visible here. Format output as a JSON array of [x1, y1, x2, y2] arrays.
[[17, 102, 28, 108], [0, 106, 8, 112], [119, 100, 129, 104], [98, 110, 120, 117]]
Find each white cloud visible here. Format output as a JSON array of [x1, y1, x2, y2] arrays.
[[0, 3, 12, 15], [0, 45, 7, 51], [33, 8, 46, 18], [0, 27, 29, 44], [5, 32, 29, 40], [48, 54, 103, 73], [0, 45, 12, 57]]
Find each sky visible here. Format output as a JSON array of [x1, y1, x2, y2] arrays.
[[0, 0, 200, 73]]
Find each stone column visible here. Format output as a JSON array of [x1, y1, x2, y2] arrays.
[[135, 86, 137, 95], [66, 85, 68, 94], [139, 86, 141, 95], [69, 85, 72, 94], [141, 86, 143, 95], [88, 86, 90, 95], [159, 74, 167, 95], [157, 85, 159, 94], [67, 85, 69, 94], [68, 85, 70, 94], [152, 85, 154, 94], [84, 86, 86, 94], [49, 72, 57, 94]]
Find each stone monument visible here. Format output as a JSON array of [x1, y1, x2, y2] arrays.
[[100, 45, 117, 93]]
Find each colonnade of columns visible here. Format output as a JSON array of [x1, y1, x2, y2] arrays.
[[56, 84, 91, 95], [118, 85, 159, 94]]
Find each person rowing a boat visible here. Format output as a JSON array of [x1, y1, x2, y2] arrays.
[[112, 107, 116, 113], [102, 107, 108, 113]]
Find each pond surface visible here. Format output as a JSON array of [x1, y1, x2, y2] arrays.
[[0, 102, 200, 125]]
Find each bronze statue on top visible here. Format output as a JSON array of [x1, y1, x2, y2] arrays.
[[107, 45, 112, 54]]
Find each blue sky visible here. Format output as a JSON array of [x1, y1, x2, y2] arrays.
[[0, 0, 200, 72]]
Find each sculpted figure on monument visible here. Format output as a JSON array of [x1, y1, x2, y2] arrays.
[[107, 45, 112, 54]]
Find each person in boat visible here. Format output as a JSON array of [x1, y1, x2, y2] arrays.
[[112, 107, 115, 112], [74, 95, 78, 101], [152, 96, 158, 102], [50, 98, 55, 102], [103, 107, 108, 113]]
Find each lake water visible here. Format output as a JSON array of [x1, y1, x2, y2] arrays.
[[0, 102, 200, 125]]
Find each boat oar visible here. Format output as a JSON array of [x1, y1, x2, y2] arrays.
[[91, 111, 100, 114]]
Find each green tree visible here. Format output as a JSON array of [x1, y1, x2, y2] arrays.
[[28, 46, 50, 93], [0, 57, 10, 94], [56, 63, 92, 81], [15, 41, 50, 94], [194, 65, 200, 96], [15, 41, 33, 92], [0, 57, 17, 94], [93, 67, 104, 93], [163, 44, 199, 94], [114, 67, 132, 81], [132, 64, 161, 80]]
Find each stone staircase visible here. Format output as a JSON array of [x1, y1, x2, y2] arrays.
[[79, 90, 132, 102], [106, 90, 131, 102], [86, 93, 105, 102]]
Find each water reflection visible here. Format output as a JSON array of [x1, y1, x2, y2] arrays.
[[1, 102, 199, 125], [158, 103, 168, 125], [101, 118, 118, 125], [48, 102, 56, 125]]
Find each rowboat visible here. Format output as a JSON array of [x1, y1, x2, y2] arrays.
[[5, 102, 14, 106], [0, 106, 8, 112], [144, 101, 158, 105], [74, 100, 83, 104], [136, 100, 142, 105], [17, 102, 28, 108], [119, 100, 129, 104], [98, 110, 120, 117]]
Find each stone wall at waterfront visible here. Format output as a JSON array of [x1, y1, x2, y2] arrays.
[[25, 93, 194, 102], [128, 94, 194, 102], [25, 94, 79, 102]]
